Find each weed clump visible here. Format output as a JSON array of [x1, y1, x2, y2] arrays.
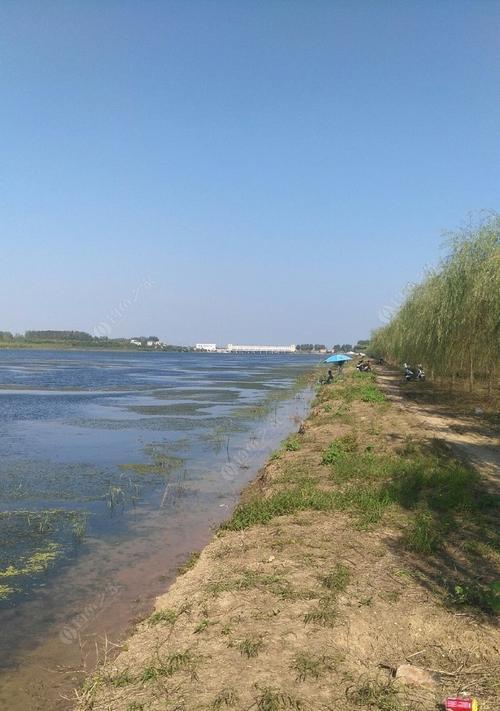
[[322, 434, 357, 464], [292, 652, 333, 681], [140, 651, 196, 682], [320, 562, 350, 592], [211, 687, 239, 709], [256, 687, 305, 710], [147, 608, 178, 626], [238, 636, 264, 657], [403, 511, 441, 555], [304, 601, 338, 627], [107, 669, 133, 688], [346, 678, 403, 710], [283, 435, 301, 452]]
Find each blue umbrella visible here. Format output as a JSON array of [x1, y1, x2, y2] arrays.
[[324, 353, 352, 363]]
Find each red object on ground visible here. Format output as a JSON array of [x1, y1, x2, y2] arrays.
[[444, 698, 478, 711]]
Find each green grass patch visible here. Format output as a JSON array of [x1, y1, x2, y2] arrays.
[[403, 511, 442, 554], [221, 485, 338, 531], [450, 581, 500, 614], [321, 434, 358, 464], [147, 608, 179, 626], [320, 562, 350, 592], [283, 435, 301, 452]]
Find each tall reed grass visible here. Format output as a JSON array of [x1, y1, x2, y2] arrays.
[[370, 213, 500, 392]]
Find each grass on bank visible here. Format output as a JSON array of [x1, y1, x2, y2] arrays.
[[221, 371, 499, 614]]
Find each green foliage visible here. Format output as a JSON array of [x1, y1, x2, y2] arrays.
[[322, 434, 358, 464], [25, 330, 94, 342], [283, 435, 301, 451], [221, 485, 339, 530], [450, 580, 500, 614], [320, 563, 350, 592], [332, 344, 353, 352], [147, 609, 178, 626], [403, 511, 441, 554], [370, 213, 500, 389], [328, 373, 385, 404], [296, 344, 326, 352]]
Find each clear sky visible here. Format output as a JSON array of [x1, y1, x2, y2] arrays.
[[1, 1, 499, 346]]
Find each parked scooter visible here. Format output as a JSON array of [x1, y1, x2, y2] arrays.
[[403, 363, 425, 381], [356, 359, 372, 372]]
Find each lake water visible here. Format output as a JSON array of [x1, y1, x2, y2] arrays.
[[0, 349, 318, 709]]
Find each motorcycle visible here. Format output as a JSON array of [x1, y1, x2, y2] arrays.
[[356, 360, 371, 372], [404, 363, 425, 381]]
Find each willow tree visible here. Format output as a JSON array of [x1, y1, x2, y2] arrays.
[[370, 213, 500, 391]]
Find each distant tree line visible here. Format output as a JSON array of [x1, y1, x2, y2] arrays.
[[0, 330, 191, 351], [332, 343, 352, 352], [296, 344, 326, 352], [25, 330, 94, 342]]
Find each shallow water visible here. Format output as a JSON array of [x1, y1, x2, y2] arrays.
[[0, 350, 317, 709]]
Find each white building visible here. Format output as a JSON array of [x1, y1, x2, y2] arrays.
[[195, 343, 217, 352], [226, 344, 296, 353]]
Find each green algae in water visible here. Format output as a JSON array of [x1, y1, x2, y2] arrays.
[[0, 542, 62, 578], [120, 441, 186, 476], [120, 455, 184, 476], [0, 584, 16, 600], [0, 510, 90, 602], [0, 541, 63, 602]]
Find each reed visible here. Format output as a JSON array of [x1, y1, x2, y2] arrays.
[[370, 213, 500, 392]]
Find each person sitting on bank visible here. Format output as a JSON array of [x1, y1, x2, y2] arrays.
[[326, 368, 334, 383]]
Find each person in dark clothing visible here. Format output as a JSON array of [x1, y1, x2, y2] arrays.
[[326, 368, 334, 383]]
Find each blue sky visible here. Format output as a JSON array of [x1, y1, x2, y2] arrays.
[[1, 1, 499, 345]]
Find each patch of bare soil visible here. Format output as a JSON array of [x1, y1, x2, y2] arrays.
[[75, 370, 499, 711]]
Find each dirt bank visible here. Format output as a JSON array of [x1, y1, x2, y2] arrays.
[[75, 368, 499, 711]]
